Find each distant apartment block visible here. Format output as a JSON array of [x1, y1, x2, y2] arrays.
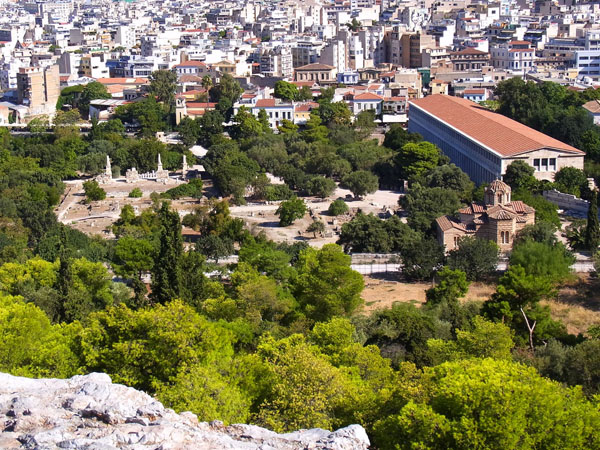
[[17, 65, 60, 117]]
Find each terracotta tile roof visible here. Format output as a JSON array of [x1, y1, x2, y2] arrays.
[[255, 98, 276, 107], [464, 88, 486, 95], [354, 92, 383, 101], [295, 63, 335, 71], [471, 202, 487, 213], [185, 102, 216, 108], [292, 81, 317, 87], [487, 205, 516, 220], [176, 60, 207, 67], [451, 47, 488, 56], [507, 200, 535, 214], [509, 40, 530, 45], [409, 95, 584, 156], [97, 78, 148, 85], [583, 100, 600, 114], [436, 216, 475, 232], [179, 74, 203, 82]]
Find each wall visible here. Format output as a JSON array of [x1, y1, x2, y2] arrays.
[[543, 189, 589, 214]]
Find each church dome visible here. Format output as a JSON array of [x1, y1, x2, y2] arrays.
[[485, 179, 511, 205]]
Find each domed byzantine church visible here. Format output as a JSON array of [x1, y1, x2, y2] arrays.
[[435, 180, 535, 252]]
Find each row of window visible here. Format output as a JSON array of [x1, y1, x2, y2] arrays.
[[533, 158, 556, 172], [265, 110, 292, 120]]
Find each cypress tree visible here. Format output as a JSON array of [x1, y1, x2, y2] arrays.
[[585, 189, 600, 251], [150, 202, 183, 304]]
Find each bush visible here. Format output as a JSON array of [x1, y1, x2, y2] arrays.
[[161, 178, 203, 200], [328, 199, 349, 216], [82, 180, 106, 203], [264, 184, 294, 201], [128, 188, 143, 198]]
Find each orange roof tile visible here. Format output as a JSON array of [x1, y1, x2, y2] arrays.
[[255, 99, 276, 107], [354, 92, 383, 101], [409, 95, 583, 157], [176, 60, 208, 67]]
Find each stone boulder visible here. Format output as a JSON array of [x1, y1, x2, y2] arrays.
[[0, 372, 370, 450]]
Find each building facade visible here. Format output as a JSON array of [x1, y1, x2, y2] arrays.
[[408, 95, 585, 184], [17, 64, 60, 117]]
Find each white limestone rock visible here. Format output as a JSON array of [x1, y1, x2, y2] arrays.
[[0, 372, 370, 450]]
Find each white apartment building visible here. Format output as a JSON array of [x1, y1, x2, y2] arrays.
[[490, 40, 536, 73], [115, 25, 136, 48], [575, 30, 600, 82]]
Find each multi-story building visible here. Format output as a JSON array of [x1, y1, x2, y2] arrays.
[[294, 63, 336, 83], [17, 65, 60, 117], [449, 48, 490, 71], [79, 55, 109, 79], [259, 47, 293, 78], [490, 40, 536, 73], [251, 98, 294, 129], [408, 95, 585, 184], [291, 41, 322, 68]]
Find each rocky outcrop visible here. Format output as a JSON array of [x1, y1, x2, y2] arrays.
[[0, 372, 370, 450]]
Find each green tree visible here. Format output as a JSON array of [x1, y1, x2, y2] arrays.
[[342, 170, 378, 198], [307, 220, 325, 238], [554, 166, 588, 197], [232, 106, 264, 140], [201, 75, 213, 90], [113, 236, 154, 304], [273, 80, 299, 101], [254, 334, 357, 432], [510, 239, 574, 284], [425, 267, 469, 306], [328, 199, 349, 216], [373, 358, 600, 450], [399, 185, 462, 233], [304, 176, 336, 198], [316, 102, 352, 126], [346, 18, 361, 32], [149, 69, 178, 107], [209, 74, 243, 118], [0, 294, 80, 378], [82, 180, 106, 203], [338, 213, 420, 253], [277, 119, 298, 134], [150, 203, 183, 303], [177, 116, 201, 147], [503, 160, 537, 190], [294, 244, 364, 322], [383, 124, 422, 151], [297, 85, 313, 101], [156, 362, 251, 424], [394, 141, 442, 181], [425, 164, 474, 202], [401, 237, 446, 281], [80, 300, 235, 392], [447, 237, 499, 281], [79, 81, 111, 116], [276, 197, 307, 227], [515, 221, 558, 246], [585, 189, 600, 251]]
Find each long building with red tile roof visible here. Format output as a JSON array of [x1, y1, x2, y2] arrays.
[[408, 94, 585, 183]]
